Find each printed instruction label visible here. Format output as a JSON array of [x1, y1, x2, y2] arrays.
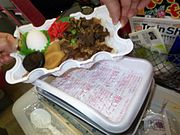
[[51, 61, 143, 122]]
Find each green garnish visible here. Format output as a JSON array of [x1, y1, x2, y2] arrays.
[[70, 38, 77, 45], [57, 16, 71, 22], [71, 29, 77, 35]]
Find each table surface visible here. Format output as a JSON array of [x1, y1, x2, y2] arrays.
[[12, 84, 180, 135]]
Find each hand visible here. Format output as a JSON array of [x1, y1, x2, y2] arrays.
[[100, 0, 150, 26], [0, 32, 17, 66]]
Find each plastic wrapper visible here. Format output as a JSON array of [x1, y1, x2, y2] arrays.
[[23, 98, 104, 135], [24, 101, 83, 135], [136, 101, 179, 135]]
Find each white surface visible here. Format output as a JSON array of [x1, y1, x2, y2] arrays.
[[5, 5, 133, 84]]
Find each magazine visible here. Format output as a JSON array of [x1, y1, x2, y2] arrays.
[[129, 27, 167, 54], [129, 16, 180, 50]]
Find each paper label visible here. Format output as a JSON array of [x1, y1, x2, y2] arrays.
[[51, 61, 143, 122]]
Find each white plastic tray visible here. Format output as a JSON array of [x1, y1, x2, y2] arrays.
[[35, 56, 154, 133], [5, 5, 133, 84]]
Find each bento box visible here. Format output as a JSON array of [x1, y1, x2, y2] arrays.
[[35, 56, 154, 134], [5, 5, 133, 84]]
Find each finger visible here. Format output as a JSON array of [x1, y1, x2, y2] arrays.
[[0, 52, 12, 64], [0, 38, 7, 46], [0, 33, 16, 52], [0, 55, 6, 64], [137, 0, 151, 10], [0, 32, 11, 38], [0, 32, 16, 45], [0, 41, 7, 52], [0, 32, 14, 41], [120, 0, 131, 17], [120, 16, 129, 27], [0, 41, 12, 52], [6, 35, 17, 51], [120, 0, 131, 26], [6, 34, 16, 46], [128, 0, 140, 18], [100, 0, 121, 24], [3, 55, 12, 63]]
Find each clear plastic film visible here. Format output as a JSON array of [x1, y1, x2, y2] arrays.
[[23, 97, 104, 135], [24, 100, 84, 135], [136, 100, 179, 135]]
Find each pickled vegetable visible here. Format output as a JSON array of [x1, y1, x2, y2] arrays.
[[45, 40, 61, 55], [44, 51, 65, 69], [22, 51, 45, 72]]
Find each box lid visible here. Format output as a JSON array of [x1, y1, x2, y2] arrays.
[[35, 56, 154, 133]]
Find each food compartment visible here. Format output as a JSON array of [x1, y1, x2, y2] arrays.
[[6, 5, 133, 84]]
